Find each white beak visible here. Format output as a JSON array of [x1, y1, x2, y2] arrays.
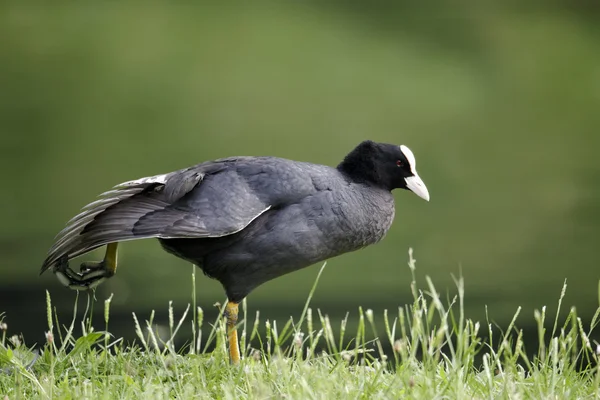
[[405, 174, 430, 202]]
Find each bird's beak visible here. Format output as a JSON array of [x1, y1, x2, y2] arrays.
[[405, 174, 430, 202]]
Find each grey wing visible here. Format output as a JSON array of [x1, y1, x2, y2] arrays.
[[41, 164, 271, 272]]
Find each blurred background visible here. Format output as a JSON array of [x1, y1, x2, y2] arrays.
[[1, 2, 599, 352]]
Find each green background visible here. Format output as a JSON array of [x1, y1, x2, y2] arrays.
[[1, 2, 599, 348]]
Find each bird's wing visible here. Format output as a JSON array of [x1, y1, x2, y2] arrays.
[[41, 161, 271, 272]]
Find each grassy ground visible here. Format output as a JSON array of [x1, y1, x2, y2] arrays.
[[1, 251, 599, 399]]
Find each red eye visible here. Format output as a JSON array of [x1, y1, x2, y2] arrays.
[[396, 160, 403, 167]]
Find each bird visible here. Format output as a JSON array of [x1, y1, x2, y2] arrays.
[[41, 140, 429, 364]]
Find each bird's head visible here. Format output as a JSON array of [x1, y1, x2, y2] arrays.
[[338, 140, 430, 201]]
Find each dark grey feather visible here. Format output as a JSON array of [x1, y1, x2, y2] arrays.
[[41, 164, 271, 272]]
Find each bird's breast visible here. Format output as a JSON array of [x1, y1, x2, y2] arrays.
[[261, 186, 396, 263], [329, 188, 395, 249]]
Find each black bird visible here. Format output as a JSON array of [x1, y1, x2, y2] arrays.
[[41, 140, 429, 363]]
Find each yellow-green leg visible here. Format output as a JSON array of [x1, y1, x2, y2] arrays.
[[80, 242, 119, 277], [225, 301, 240, 364]]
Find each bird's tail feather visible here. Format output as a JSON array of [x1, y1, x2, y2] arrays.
[[41, 174, 170, 273]]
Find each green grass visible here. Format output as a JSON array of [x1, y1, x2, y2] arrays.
[[1, 250, 599, 399]]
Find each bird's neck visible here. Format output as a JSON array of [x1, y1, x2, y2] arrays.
[[337, 153, 382, 188]]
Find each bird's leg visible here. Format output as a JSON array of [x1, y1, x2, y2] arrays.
[[51, 243, 118, 291], [224, 301, 240, 365], [80, 242, 119, 277]]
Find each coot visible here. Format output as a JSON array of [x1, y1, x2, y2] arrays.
[[41, 140, 429, 363]]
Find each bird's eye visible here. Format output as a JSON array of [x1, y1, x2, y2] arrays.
[[396, 160, 403, 167]]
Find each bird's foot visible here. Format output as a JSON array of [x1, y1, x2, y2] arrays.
[[51, 243, 118, 291], [80, 259, 107, 274], [51, 256, 108, 291]]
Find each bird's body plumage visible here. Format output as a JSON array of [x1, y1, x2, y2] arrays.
[[158, 158, 396, 301], [42, 155, 397, 301]]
